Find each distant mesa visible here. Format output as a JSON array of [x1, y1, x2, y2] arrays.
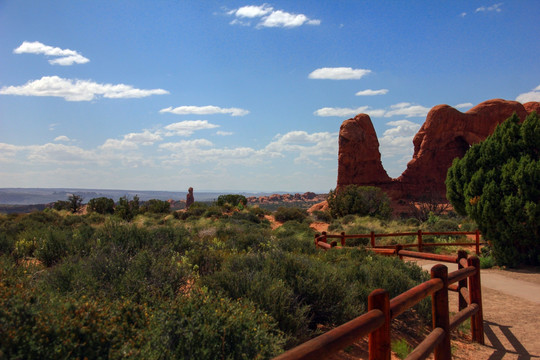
[[337, 99, 540, 202], [247, 192, 325, 204]]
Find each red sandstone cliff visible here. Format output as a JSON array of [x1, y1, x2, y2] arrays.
[[337, 99, 540, 202]]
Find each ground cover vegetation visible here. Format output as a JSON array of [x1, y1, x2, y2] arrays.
[[0, 192, 447, 359], [446, 112, 540, 267]]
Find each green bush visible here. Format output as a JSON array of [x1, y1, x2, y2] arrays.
[[311, 210, 332, 223], [274, 207, 308, 223], [327, 185, 392, 219], [114, 195, 139, 221], [141, 199, 171, 214], [87, 197, 115, 214], [144, 290, 284, 359], [216, 194, 248, 207]]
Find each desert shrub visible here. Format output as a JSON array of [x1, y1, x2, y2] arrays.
[[311, 210, 332, 223], [34, 228, 70, 266], [405, 218, 420, 227], [52, 200, 71, 211], [427, 218, 460, 232], [114, 195, 139, 221], [231, 210, 261, 224], [144, 290, 284, 359], [141, 199, 170, 214], [177, 202, 208, 220], [274, 207, 308, 223], [248, 206, 268, 218], [87, 197, 115, 214], [203, 205, 223, 218], [216, 194, 248, 207], [327, 185, 392, 219], [0, 232, 15, 255]]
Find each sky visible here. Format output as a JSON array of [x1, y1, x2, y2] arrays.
[[1, 1, 539, 193]]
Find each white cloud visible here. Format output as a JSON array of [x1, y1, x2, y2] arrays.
[[123, 130, 163, 145], [455, 102, 473, 109], [265, 131, 338, 165], [26, 143, 102, 164], [159, 105, 249, 116], [217, 131, 234, 136], [314, 106, 369, 117], [164, 120, 219, 136], [159, 139, 214, 151], [14, 41, 90, 66], [476, 3, 503, 12], [516, 84, 540, 103], [355, 89, 389, 96], [54, 135, 71, 142], [460, 12, 467, 17], [228, 4, 320, 28], [231, 4, 273, 18], [0, 76, 169, 101], [378, 120, 421, 177], [384, 102, 430, 118], [308, 67, 371, 80], [100, 139, 139, 151]]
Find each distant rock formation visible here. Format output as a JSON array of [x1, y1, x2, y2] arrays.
[[337, 99, 540, 202], [247, 192, 326, 205], [185, 187, 194, 209]]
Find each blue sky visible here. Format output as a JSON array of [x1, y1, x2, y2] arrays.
[[1, 1, 539, 193]]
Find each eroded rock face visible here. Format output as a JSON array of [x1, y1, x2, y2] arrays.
[[337, 99, 539, 201], [337, 114, 391, 188], [185, 187, 194, 209]]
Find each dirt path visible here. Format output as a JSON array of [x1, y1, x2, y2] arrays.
[[411, 259, 540, 359]]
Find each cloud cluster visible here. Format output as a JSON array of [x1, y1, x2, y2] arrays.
[[14, 41, 89, 66], [314, 102, 430, 118], [476, 3, 503, 13], [0, 76, 169, 101], [308, 67, 371, 80], [378, 120, 421, 177], [516, 84, 540, 103], [160, 105, 249, 116], [228, 4, 320, 28]]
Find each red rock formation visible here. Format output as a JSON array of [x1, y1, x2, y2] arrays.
[[337, 99, 540, 202], [337, 114, 391, 188], [185, 187, 194, 209]]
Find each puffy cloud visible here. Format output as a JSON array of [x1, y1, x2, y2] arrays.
[[265, 131, 338, 165], [159, 105, 249, 116], [54, 135, 71, 142], [217, 131, 234, 136], [378, 120, 421, 177], [164, 120, 219, 136], [355, 89, 389, 96], [100, 139, 139, 151], [123, 130, 163, 145], [228, 5, 320, 28], [159, 139, 214, 151], [26, 143, 102, 164], [476, 3, 502, 12], [455, 102, 473, 109], [308, 67, 371, 80], [14, 41, 89, 66], [0, 76, 169, 101], [384, 102, 430, 118], [516, 85, 540, 103]]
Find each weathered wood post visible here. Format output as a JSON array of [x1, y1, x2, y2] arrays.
[[431, 264, 451, 360], [368, 289, 390, 360], [468, 256, 485, 344], [418, 230, 423, 252], [395, 244, 403, 260], [370, 231, 376, 248], [457, 250, 468, 311], [341, 232, 346, 246], [475, 230, 480, 255]]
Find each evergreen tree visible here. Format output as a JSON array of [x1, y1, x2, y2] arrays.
[[446, 112, 540, 266]]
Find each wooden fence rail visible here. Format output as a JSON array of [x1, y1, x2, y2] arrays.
[[314, 229, 487, 255], [274, 251, 484, 360]]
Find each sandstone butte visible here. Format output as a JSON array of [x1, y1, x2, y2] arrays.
[[336, 98, 540, 204]]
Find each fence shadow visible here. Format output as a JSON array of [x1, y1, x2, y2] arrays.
[[484, 320, 539, 360]]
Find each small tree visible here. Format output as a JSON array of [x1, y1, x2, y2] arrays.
[[87, 197, 115, 214], [141, 199, 170, 214], [52, 200, 71, 211], [68, 194, 83, 214], [114, 195, 140, 221], [327, 185, 392, 219], [446, 112, 540, 266]]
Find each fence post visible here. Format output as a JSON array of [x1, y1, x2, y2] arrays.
[[475, 230, 480, 255], [431, 264, 451, 360], [418, 230, 423, 252], [341, 232, 346, 246], [457, 250, 468, 311], [370, 231, 376, 248], [395, 244, 403, 260], [368, 289, 390, 360], [468, 256, 485, 344]]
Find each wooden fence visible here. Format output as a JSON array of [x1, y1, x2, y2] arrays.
[[315, 230, 487, 255], [274, 250, 484, 360]]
